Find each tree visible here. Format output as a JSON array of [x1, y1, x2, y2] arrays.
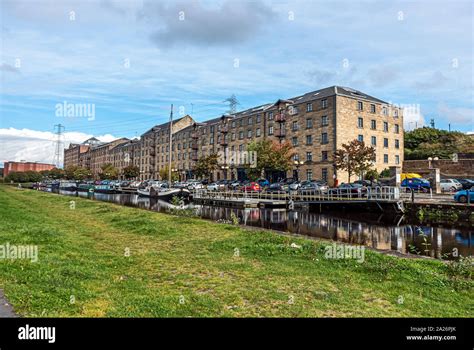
[[123, 165, 140, 180], [379, 168, 391, 178], [365, 168, 379, 182], [64, 165, 78, 180], [49, 168, 65, 179], [404, 127, 474, 160], [159, 164, 179, 181], [334, 140, 376, 182], [193, 153, 219, 179], [246, 139, 295, 180], [73, 167, 92, 180], [99, 163, 119, 180]]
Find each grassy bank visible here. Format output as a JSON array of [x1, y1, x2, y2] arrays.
[[0, 185, 471, 317]]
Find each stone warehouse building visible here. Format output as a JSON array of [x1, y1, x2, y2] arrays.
[[64, 86, 404, 185]]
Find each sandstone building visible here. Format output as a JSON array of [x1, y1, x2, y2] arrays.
[[64, 86, 404, 185]]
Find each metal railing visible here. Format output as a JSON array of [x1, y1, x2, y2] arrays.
[[192, 186, 400, 202]]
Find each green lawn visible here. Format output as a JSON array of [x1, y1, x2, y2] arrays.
[[0, 185, 471, 317]]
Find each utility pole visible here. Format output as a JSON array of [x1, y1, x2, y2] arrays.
[[53, 124, 65, 168], [430, 118, 435, 128], [168, 104, 173, 189]]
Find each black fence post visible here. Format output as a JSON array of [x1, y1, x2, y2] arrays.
[[411, 188, 415, 203]]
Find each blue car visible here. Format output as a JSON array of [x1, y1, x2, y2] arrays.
[[257, 178, 270, 188], [453, 187, 474, 203], [401, 178, 431, 192]]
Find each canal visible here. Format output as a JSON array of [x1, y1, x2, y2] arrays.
[[57, 190, 472, 260]]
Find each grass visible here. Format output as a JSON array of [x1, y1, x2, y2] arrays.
[[0, 185, 472, 317]]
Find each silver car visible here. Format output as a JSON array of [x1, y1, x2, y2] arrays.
[[440, 179, 462, 192]]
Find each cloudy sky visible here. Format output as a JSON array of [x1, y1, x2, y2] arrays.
[[0, 0, 473, 166]]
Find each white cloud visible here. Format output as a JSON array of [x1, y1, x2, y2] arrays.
[[0, 128, 117, 166]]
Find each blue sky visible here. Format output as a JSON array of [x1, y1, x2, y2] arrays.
[[0, 0, 473, 165]]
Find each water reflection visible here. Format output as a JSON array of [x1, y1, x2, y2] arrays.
[[59, 190, 473, 260]]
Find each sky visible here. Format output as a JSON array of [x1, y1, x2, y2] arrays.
[[0, 0, 473, 166]]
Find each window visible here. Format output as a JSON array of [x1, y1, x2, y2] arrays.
[[210, 126, 215, 133], [256, 128, 261, 137], [395, 139, 400, 149], [321, 151, 328, 161], [256, 114, 261, 123], [294, 154, 299, 161], [358, 135, 364, 142], [383, 122, 388, 132], [321, 115, 328, 126], [248, 117, 253, 125], [383, 138, 388, 148], [382, 106, 388, 116], [268, 111, 274, 120], [322, 168, 328, 181], [358, 117, 364, 128], [383, 154, 389, 163], [231, 121, 236, 128], [394, 109, 399, 117], [239, 131, 244, 139], [269, 126, 274, 135], [321, 132, 328, 144], [358, 101, 363, 111], [290, 106, 299, 115], [306, 118, 313, 129], [292, 137, 298, 146], [306, 152, 312, 161], [292, 121, 298, 131], [306, 135, 313, 145], [239, 144, 243, 151], [321, 99, 328, 109], [247, 130, 252, 138], [395, 155, 400, 164], [370, 104, 376, 113], [306, 103, 313, 112], [231, 133, 236, 141], [371, 136, 377, 146], [306, 169, 313, 181], [239, 119, 244, 127], [371, 120, 376, 130], [394, 124, 399, 134]]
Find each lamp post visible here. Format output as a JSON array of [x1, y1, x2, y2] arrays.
[[294, 160, 304, 181]]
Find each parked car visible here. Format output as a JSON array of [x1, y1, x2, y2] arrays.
[[440, 179, 463, 192], [298, 182, 326, 194], [187, 181, 203, 190], [401, 178, 430, 192], [207, 182, 219, 191], [256, 178, 270, 188], [453, 187, 474, 203], [241, 182, 261, 192], [333, 183, 368, 197], [353, 179, 381, 188], [230, 180, 242, 190], [456, 179, 474, 190], [289, 181, 301, 191], [265, 182, 289, 193]]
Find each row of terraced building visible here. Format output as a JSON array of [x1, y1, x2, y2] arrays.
[[64, 86, 404, 185]]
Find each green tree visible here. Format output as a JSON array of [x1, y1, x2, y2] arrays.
[[99, 163, 119, 180], [334, 140, 376, 182], [159, 164, 179, 181], [193, 153, 219, 179], [379, 168, 391, 178], [49, 168, 65, 179], [365, 168, 379, 181], [123, 165, 139, 180], [246, 139, 295, 180], [64, 165, 79, 180], [73, 167, 92, 180], [405, 127, 474, 160]]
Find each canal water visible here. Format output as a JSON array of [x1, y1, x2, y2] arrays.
[[57, 190, 472, 260]]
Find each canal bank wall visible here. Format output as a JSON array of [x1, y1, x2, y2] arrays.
[[404, 202, 474, 227]]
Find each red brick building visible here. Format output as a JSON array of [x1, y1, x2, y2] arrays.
[[3, 161, 56, 177]]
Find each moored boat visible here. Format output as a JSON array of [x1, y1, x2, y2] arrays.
[[137, 186, 190, 201], [59, 181, 77, 191], [94, 184, 118, 194], [77, 184, 95, 192]]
